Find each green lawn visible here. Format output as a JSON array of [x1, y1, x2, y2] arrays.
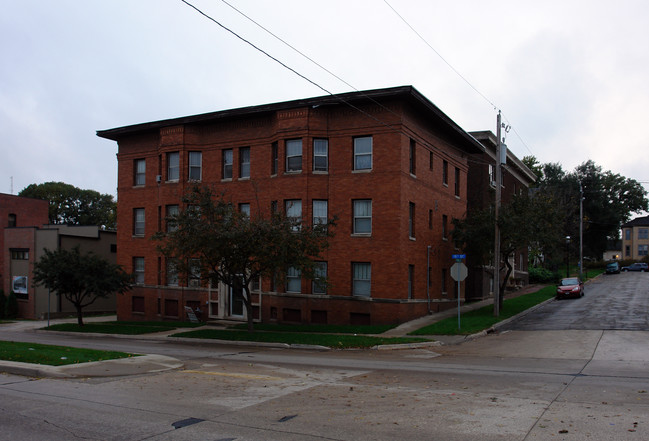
[[46, 321, 203, 335], [231, 323, 396, 334], [171, 328, 428, 349], [410, 285, 557, 336], [0, 340, 136, 366]]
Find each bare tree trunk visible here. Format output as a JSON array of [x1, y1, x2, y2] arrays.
[[76, 304, 84, 326]]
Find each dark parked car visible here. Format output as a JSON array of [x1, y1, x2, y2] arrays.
[[621, 262, 648, 272], [556, 277, 584, 299], [606, 262, 620, 274]]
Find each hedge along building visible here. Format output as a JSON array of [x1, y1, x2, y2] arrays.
[[97, 86, 485, 326]]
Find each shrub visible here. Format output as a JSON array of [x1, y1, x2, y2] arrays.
[[5, 292, 19, 319], [528, 267, 560, 283], [0, 290, 6, 319]]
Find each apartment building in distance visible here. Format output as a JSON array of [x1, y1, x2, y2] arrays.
[[621, 215, 649, 260], [465, 131, 537, 300], [97, 86, 486, 325]]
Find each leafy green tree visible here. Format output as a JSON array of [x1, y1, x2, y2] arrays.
[[33, 246, 132, 325], [572, 160, 647, 259], [19, 182, 116, 229], [154, 185, 336, 331]]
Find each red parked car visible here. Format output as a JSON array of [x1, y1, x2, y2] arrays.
[[556, 277, 584, 299]]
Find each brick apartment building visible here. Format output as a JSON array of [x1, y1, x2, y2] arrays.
[[466, 131, 537, 301], [97, 86, 486, 325], [1, 193, 49, 294]]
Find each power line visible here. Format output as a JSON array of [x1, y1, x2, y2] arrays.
[[180, 0, 481, 165], [383, 0, 536, 158]]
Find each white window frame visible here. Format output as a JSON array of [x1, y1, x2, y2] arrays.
[[312, 262, 327, 294], [189, 151, 202, 181], [286, 139, 303, 172], [313, 138, 328, 172], [353, 199, 372, 235], [135, 159, 146, 186], [312, 200, 328, 226], [133, 257, 145, 285], [134, 208, 145, 237], [353, 136, 372, 171], [352, 262, 371, 297], [286, 266, 301, 293], [167, 152, 179, 181], [223, 149, 233, 180], [240, 147, 250, 179]]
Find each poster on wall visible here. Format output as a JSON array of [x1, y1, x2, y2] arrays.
[[12, 276, 28, 299]]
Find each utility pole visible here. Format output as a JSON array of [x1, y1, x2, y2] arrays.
[[579, 181, 584, 279], [493, 111, 502, 317]]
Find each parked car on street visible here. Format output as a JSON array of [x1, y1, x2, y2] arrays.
[[606, 262, 620, 274], [621, 262, 648, 272], [556, 277, 584, 299]]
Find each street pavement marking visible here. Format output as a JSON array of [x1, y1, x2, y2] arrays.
[[181, 369, 282, 380]]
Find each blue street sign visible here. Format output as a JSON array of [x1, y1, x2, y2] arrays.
[[452, 254, 466, 260]]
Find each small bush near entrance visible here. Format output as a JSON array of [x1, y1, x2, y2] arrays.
[[528, 267, 560, 283]]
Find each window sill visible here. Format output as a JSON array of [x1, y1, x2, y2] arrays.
[[410, 173, 416, 179], [221, 178, 232, 182], [409, 236, 416, 241], [166, 179, 179, 184], [312, 170, 329, 175], [238, 177, 250, 181], [284, 171, 303, 175], [132, 185, 145, 189], [352, 169, 372, 174], [351, 233, 372, 238]]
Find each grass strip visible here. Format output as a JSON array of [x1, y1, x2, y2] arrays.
[[0, 340, 136, 366], [45, 321, 202, 335], [230, 323, 396, 334], [171, 329, 429, 349], [410, 286, 557, 336]]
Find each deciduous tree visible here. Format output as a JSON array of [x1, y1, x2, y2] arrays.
[[154, 185, 335, 331], [33, 246, 132, 325], [19, 182, 116, 229]]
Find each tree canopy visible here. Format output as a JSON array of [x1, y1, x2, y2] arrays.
[[19, 182, 116, 229], [154, 185, 336, 331], [33, 246, 132, 325]]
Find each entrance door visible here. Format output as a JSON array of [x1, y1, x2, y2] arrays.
[[230, 278, 244, 318]]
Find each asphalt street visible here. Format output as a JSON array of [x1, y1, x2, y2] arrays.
[[1, 272, 648, 440]]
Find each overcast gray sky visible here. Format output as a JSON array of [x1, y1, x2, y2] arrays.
[[2, 0, 648, 202]]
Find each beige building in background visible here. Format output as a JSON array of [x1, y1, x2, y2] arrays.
[[621, 216, 649, 261], [4, 224, 117, 319]]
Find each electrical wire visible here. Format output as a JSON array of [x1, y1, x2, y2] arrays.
[[383, 0, 537, 159], [180, 0, 486, 166]]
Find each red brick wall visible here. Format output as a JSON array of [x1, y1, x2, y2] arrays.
[[112, 100, 473, 324]]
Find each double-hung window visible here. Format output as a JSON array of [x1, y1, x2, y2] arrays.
[[285, 199, 302, 230], [239, 203, 250, 217], [353, 136, 372, 170], [134, 208, 145, 236], [166, 205, 178, 232], [313, 262, 327, 294], [134, 159, 146, 186], [312, 200, 328, 226], [286, 139, 302, 172], [133, 257, 144, 285], [639, 228, 649, 239], [188, 152, 202, 181], [239, 147, 250, 178], [454, 167, 460, 196], [409, 139, 416, 175], [352, 263, 371, 297], [223, 149, 233, 179], [353, 199, 372, 234], [167, 152, 179, 181], [639, 245, 649, 256], [313, 139, 328, 172], [271, 142, 278, 175], [286, 267, 301, 292]]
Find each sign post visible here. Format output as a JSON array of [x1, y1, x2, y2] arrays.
[[450, 254, 468, 329]]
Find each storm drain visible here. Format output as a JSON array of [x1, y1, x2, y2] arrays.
[[172, 417, 205, 429]]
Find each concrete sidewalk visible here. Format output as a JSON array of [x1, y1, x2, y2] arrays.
[[0, 285, 550, 378]]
